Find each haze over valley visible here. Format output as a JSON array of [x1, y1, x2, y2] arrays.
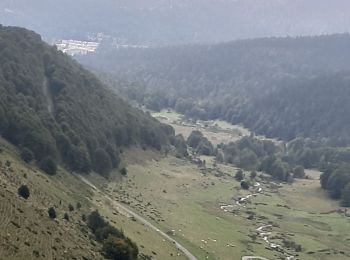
[[1, 1, 350, 260]]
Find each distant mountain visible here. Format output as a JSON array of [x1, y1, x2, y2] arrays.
[[1, 0, 350, 45], [79, 34, 350, 144], [0, 25, 173, 175]]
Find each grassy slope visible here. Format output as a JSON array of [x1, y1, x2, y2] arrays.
[[0, 138, 102, 260], [0, 138, 184, 259]]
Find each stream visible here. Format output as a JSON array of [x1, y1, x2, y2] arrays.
[[220, 182, 295, 260]]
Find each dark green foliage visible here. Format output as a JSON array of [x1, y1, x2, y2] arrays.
[[87, 211, 138, 260], [341, 183, 350, 207], [240, 180, 250, 190], [93, 148, 112, 177], [95, 225, 123, 242], [235, 170, 244, 181], [76, 202, 82, 209], [68, 204, 74, 211], [103, 236, 138, 260], [80, 34, 350, 144], [187, 130, 204, 148], [187, 130, 214, 156], [0, 26, 174, 177], [250, 171, 257, 179], [87, 210, 106, 233], [222, 136, 293, 181], [324, 165, 350, 199], [20, 147, 34, 163], [39, 156, 57, 175], [171, 134, 188, 158], [293, 165, 305, 178], [18, 185, 30, 199], [48, 207, 57, 219], [120, 168, 128, 176], [64, 213, 69, 221], [270, 159, 291, 182]]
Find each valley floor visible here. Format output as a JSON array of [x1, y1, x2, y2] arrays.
[[1, 109, 349, 260], [85, 109, 350, 260]]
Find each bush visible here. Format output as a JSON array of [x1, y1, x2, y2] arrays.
[[68, 204, 74, 211], [48, 207, 57, 219], [86, 210, 138, 260], [76, 202, 82, 209], [120, 168, 128, 176], [64, 213, 69, 221], [18, 185, 30, 199], [293, 165, 305, 178], [20, 148, 34, 163], [102, 236, 138, 260], [40, 156, 57, 175], [250, 171, 257, 179], [241, 180, 250, 190], [187, 130, 203, 148], [341, 183, 350, 207], [235, 170, 244, 181], [87, 210, 106, 232]]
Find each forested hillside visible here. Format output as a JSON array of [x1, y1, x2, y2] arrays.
[[0, 25, 174, 176], [80, 34, 350, 144]]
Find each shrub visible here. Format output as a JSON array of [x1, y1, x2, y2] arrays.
[[20, 148, 34, 163], [68, 204, 74, 211], [86, 211, 138, 260], [48, 207, 57, 219], [76, 202, 82, 209], [293, 165, 305, 178], [250, 171, 257, 179], [241, 180, 250, 190], [40, 156, 57, 175], [341, 183, 350, 207], [102, 236, 138, 260], [64, 213, 69, 221], [87, 210, 106, 232], [120, 168, 128, 176], [187, 130, 203, 148], [235, 170, 244, 181], [18, 185, 30, 199]]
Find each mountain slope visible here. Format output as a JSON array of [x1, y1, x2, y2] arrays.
[[0, 25, 174, 175], [0, 139, 104, 259], [79, 34, 350, 144]]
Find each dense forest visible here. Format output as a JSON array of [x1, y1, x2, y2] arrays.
[[80, 34, 350, 145], [80, 34, 350, 205], [0, 25, 174, 176]]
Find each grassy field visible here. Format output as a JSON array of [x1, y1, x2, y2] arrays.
[[152, 109, 250, 145], [86, 110, 350, 260], [94, 149, 350, 260]]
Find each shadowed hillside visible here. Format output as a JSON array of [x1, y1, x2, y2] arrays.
[[0, 25, 174, 176]]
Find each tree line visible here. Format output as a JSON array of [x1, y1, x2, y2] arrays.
[[0, 25, 175, 177]]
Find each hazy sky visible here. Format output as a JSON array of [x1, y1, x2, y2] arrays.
[[1, 0, 350, 44]]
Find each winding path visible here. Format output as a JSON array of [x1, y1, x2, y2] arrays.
[[76, 175, 198, 260]]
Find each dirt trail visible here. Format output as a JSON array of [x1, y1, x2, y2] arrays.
[[76, 175, 198, 260], [42, 77, 54, 114]]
